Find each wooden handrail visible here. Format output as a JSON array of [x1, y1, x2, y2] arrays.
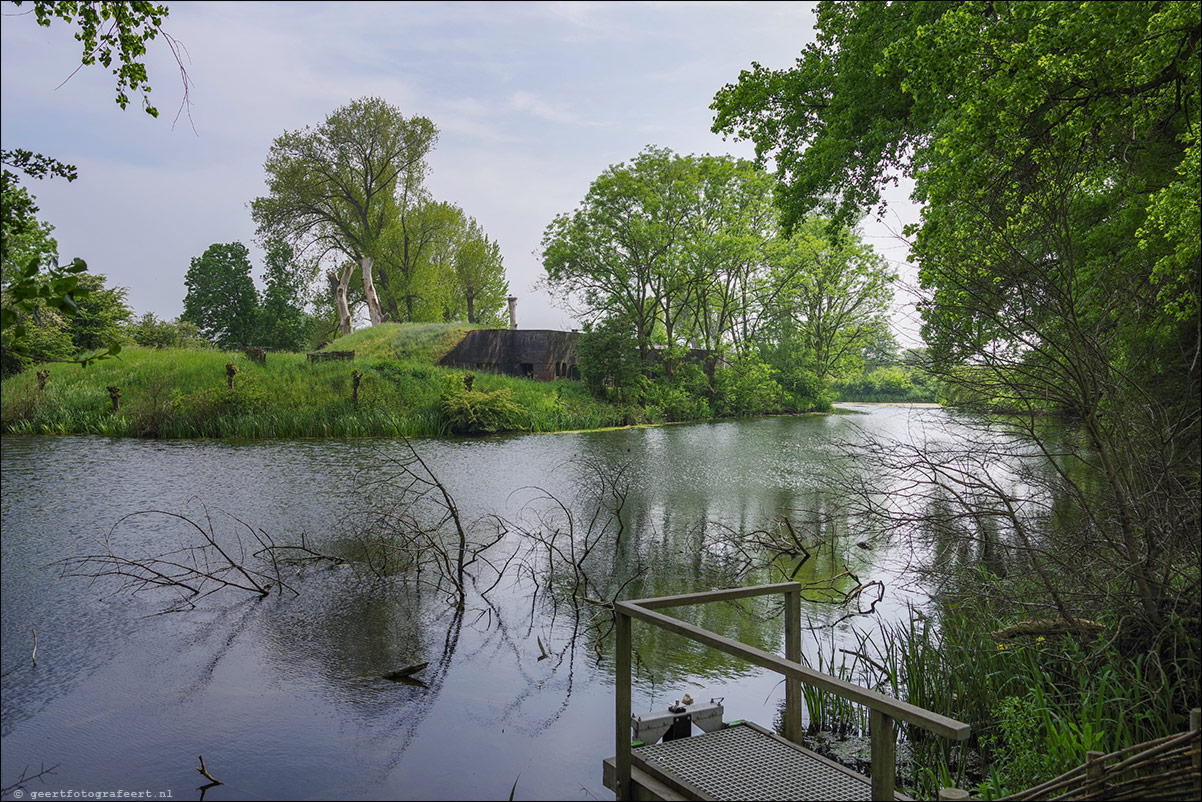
[[618, 600, 971, 740], [613, 582, 971, 802]]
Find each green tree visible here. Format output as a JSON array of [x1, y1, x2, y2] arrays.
[[377, 197, 460, 323], [66, 273, 133, 351], [712, 1, 1200, 635], [251, 97, 438, 335], [763, 221, 895, 382], [256, 240, 311, 351], [181, 242, 259, 349], [541, 146, 694, 365], [451, 216, 508, 326]]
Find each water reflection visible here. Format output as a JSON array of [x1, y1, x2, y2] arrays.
[[3, 409, 985, 799]]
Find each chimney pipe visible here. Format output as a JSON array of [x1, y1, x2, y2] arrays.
[[507, 296, 518, 329]]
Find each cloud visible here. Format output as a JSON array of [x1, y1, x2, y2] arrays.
[[507, 91, 604, 127]]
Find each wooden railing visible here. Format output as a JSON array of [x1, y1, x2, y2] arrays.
[[613, 582, 971, 801]]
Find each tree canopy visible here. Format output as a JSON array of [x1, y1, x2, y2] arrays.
[[181, 242, 259, 350], [542, 146, 895, 407], [251, 97, 438, 333], [712, 0, 1200, 633]]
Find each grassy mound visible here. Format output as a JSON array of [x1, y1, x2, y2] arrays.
[[1, 324, 627, 438]]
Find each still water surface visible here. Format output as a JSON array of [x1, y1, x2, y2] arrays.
[[2, 406, 948, 800]]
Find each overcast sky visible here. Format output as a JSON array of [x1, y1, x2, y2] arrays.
[[1, 0, 924, 343]]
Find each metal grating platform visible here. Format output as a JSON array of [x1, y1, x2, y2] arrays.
[[630, 722, 898, 801]]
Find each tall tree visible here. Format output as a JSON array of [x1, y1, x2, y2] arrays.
[[376, 197, 459, 322], [764, 221, 894, 382], [67, 273, 133, 351], [712, 1, 1200, 633], [256, 240, 310, 351], [251, 97, 438, 335], [181, 242, 258, 350], [541, 146, 691, 364], [451, 216, 508, 326]]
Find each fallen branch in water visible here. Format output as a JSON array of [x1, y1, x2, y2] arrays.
[[382, 662, 428, 681], [196, 755, 222, 785], [53, 504, 295, 611], [1, 761, 60, 797], [992, 617, 1105, 640]]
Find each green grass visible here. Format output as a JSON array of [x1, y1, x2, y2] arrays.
[[812, 595, 1200, 800], [1, 324, 633, 439]]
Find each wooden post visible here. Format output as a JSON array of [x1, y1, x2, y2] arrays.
[[616, 607, 632, 801], [225, 363, 238, 389], [1085, 750, 1104, 794], [352, 370, 362, 406], [1191, 708, 1200, 791], [784, 586, 802, 744], [106, 386, 121, 412], [37, 369, 49, 390], [870, 708, 896, 800]]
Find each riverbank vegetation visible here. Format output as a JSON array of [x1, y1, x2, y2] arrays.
[[0, 324, 629, 437], [543, 149, 899, 414], [716, 0, 1200, 796]]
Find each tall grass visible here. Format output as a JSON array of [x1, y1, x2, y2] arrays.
[[803, 599, 1200, 799], [1, 340, 629, 439]]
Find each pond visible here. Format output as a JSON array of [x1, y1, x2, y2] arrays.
[[2, 405, 958, 800]]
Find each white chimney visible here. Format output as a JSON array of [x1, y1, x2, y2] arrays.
[[507, 296, 518, 329]]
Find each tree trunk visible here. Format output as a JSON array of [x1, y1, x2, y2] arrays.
[[361, 257, 384, 326], [336, 262, 355, 336], [466, 292, 476, 324]]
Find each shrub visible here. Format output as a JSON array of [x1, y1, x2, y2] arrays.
[[714, 354, 786, 416], [439, 374, 524, 434]]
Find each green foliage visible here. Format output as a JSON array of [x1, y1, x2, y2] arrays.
[[439, 374, 524, 434], [14, 0, 172, 116], [67, 273, 133, 351], [256, 240, 312, 351], [576, 317, 645, 402], [181, 242, 259, 349], [374, 199, 508, 326], [128, 312, 207, 349], [713, 354, 786, 417], [975, 695, 1103, 799], [0, 303, 74, 377], [832, 365, 938, 403], [450, 217, 509, 326], [761, 222, 895, 382]]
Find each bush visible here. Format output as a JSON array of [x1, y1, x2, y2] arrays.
[[714, 354, 786, 416], [129, 313, 209, 350], [439, 374, 525, 434], [577, 319, 643, 402]]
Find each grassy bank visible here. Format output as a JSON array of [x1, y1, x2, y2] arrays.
[[794, 575, 1199, 800], [1, 324, 634, 438]]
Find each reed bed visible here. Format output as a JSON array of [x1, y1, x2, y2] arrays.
[[790, 602, 1198, 800]]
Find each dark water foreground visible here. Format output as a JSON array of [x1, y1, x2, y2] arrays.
[[1, 406, 956, 800]]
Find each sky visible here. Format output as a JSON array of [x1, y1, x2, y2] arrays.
[[1, 0, 924, 344]]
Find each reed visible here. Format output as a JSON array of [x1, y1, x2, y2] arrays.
[[826, 602, 1199, 800]]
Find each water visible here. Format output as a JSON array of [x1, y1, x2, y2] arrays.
[[1, 405, 953, 800]]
